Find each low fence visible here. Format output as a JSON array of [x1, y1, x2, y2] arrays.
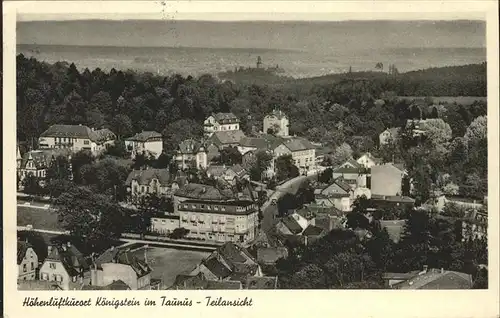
[[121, 233, 223, 248]]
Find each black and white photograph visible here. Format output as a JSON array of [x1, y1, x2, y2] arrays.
[[7, 1, 496, 296]]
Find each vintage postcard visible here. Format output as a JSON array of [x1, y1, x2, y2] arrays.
[[3, 1, 499, 317]]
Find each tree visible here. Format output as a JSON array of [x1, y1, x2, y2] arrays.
[[133, 152, 148, 170], [46, 179, 76, 199], [464, 115, 487, 146], [153, 151, 171, 169], [275, 154, 299, 181], [71, 150, 94, 184], [249, 151, 272, 181], [216, 146, 242, 165], [110, 114, 133, 139], [45, 155, 72, 182], [318, 167, 333, 184], [169, 227, 189, 239], [54, 186, 125, 251], [330, 143, 353, 166], [22, 174, 44, 196], [423, 118, 453, 154], [81, 159, 129, 200], [104, 140, 128, 158]]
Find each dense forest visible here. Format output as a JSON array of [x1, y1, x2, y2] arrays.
[[16, 55, 489, 289], [17, 55, 487, 199]]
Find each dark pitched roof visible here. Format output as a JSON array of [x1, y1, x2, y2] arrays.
[[280, 137, 316, 152], [302, 225, 325, 236], [127, 131, 162, 142], [95, 247, 152, 278], [210, 130, 246, 146], [40, 125, 116, 143], [392, 269, 473, 289], [125, 168, 172, 186], [17, 241, 32, 265], [265, 109, 288, 120], [203, 257, 233, 279], [40, 124, 93, 139], [206, 280, 243, 289], [45, 244, 89, 277], [171, 273, 242, 290], [257, 247, 288, 264], [20, 149, 72, 170], [81, 280, 131, 290], [174, 183, 235, 201], [281, 216, 304, 235], [246, 276, 278, 289], [212, 112, 240, 124], [177, 138, 204, 154]]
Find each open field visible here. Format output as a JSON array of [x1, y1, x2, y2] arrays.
[[130, 246, 210, 289], [17, 205, 63, 231]]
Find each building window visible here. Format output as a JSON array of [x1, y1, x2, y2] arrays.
[[31, 262, 34, 270], [84, 140, 90, 145], [23, 264, 27, 272], [49, 262, 56, 269]]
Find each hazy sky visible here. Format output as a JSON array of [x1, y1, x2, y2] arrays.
[[15, 1, 487, 22]]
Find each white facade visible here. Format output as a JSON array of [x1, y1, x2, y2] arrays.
[[263, 111, 289, 137], [271, 144, 316, 173], [204, 114, 240, 138], [125, 139, 163, 158]]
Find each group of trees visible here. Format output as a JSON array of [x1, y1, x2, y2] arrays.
[[276, 204, 488, 289]]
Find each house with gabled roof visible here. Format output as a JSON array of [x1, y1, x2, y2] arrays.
[[331, 160, 370, 188], [125, 131, 163, 159], [187, 242, 263, 285], [204, 112, 241, 138], [125, 168, 184, 199], [379, 127, 400, 146], [314, 177, 354, 212], [38, 124, 116, 155], [271, 137, 316, 174], [17, 148, 72, 184], [388, 267, 473, 290], [90, 246, 157, 290], [39, 242, 91, 290], [356, 152, 382, 168], [208, 130, 247, 150], [263, 109, 289, 137], [174, 138, 208, 170], [18, 240, 38, 281]]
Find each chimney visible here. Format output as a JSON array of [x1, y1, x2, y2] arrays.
[[441, 268, 444, 274], [423, 265, 428, 273], [67, 241, 71, 248], [48, 246, 52, 255]]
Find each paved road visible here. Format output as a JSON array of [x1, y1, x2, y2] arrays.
[[260, 166, 326, 232]]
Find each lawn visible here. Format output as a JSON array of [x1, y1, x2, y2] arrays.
[[17, 206, 63, 231], [131, 246, 210, 289]]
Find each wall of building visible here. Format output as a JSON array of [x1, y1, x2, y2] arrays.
[[151, 217, 180, 234], [178, 210, 258, 244], [371, 165, 403, 197], [18, 247, 38, 280], [39, 260, 71, 290], [98, 263, 141, 290]]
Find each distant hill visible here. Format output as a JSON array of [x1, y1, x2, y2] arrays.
[[219, 63, 486, 97]]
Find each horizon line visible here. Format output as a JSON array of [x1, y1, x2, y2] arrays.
[[18, 18, 487, 22]]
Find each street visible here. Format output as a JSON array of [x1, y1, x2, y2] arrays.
[[260, 166, 326, 232]]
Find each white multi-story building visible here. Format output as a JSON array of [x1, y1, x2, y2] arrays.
[[263, 109, 289, 137], [174, 139, 208, 170], [38, 124, 116, 155], [125, 131, 163, 159], [203, 113, 240, 138], [271, 137, 316, 174]]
